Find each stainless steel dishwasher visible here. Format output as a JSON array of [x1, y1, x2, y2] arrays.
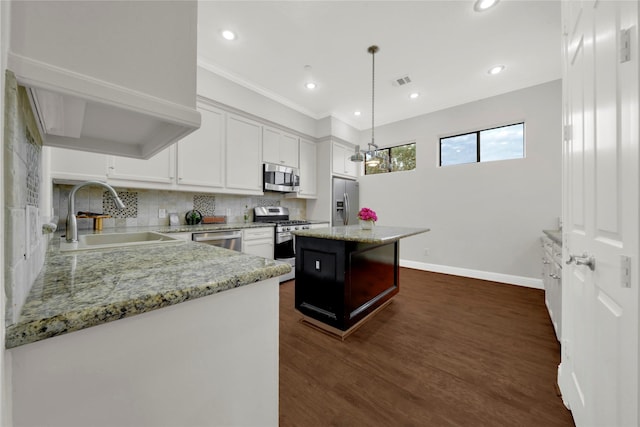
[[192, 230, 243, 251]]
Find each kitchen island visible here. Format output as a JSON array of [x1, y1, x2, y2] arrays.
[[292, 225, 429, 337]]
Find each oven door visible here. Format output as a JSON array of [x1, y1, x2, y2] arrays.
[[274, 231, 295, 259]]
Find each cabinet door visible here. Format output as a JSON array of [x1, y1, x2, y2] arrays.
[[243, 239, 274, 259], [226, 115, 263, 193], [262, 127, 280, 165], [332, 143, 345, 175], [332, 143, 356, 177], [298, 138, 317, 197], [280, 133, 299, 168], [177, 104, 225, 189], [343, 149, 357, 177], [49, 147, 108, 181], [262, 127, 299, 168], [107, 147, 175, 185]]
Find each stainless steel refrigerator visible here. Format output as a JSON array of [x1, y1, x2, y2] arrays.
[[332, 177, 359, 226]]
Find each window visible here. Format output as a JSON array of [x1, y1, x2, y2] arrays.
[[365, 142, 416, 175], [439, 122, 524, 166]]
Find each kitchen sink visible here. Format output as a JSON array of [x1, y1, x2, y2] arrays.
[[59, 231, 185, 252]]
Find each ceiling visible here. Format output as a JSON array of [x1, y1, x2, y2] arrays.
[[197, 1, 561, 130]]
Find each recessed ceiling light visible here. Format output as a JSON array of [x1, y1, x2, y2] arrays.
[[488, 65, 505, 75], [305, 82, 317, 90], [474, 0, 499, 12], [221, 30, 236, 41], [409, 92, 420, 99], [354, 111, 362, 116]]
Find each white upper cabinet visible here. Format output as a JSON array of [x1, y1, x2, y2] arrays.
[[262, 126, 299, 168], [107, 147, 176, 187], [177, 103, 225, 190], [226, 114, 263, 194], [48, 147, 108, 182], [332, 142, 357, 178], [298, 138, 317, 198], [8, 1, 200, 159]]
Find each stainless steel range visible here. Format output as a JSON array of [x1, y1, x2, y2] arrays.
[[254, 206, 310, 282]]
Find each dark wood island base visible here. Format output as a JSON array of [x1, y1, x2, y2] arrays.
[[293, 225, 430, 337]]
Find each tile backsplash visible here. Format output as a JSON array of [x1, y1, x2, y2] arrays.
[[4, 71, 49, 325], [52, 185, 307, 231]]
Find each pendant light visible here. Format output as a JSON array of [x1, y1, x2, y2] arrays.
[[351, 45, 382, 165]]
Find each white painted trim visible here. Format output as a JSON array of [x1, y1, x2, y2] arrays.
[[400, 259, 544, 289], [198, 59, 320, 120], [9, 53, 201, 126]]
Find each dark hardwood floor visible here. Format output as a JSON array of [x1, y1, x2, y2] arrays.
[[279, 268, 575, 427]]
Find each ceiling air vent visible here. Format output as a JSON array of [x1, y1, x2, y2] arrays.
[[393, 75, 412, 86]]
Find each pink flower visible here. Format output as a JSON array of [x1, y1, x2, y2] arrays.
[[358, 207, 378, 222]]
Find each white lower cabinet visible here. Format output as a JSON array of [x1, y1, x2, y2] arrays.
[[308, 222, 329, 229], [541, 235, 562, 341], [165, 232, 193, 241], [243, 227, 274, 259]]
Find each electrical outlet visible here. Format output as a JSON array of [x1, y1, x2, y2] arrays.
[[424, 248, 430, 256], [158, 208, 167, 219]]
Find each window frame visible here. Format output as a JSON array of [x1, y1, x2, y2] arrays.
[[439, 122, 524, 167]]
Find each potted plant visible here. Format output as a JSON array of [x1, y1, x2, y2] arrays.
[[357, 207, 377, 230]]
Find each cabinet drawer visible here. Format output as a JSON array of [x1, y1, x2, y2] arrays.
[[244, 227, 274, 240]]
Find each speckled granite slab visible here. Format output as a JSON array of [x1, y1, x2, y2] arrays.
[[292, 225, 430, 243], [6, 238, 290, 349], [543, 229, 562, 246]]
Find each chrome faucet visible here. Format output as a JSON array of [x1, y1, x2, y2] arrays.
[[66, 181, 126, 243]]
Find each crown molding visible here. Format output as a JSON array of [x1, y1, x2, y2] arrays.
[[198, 59, 321, 121]]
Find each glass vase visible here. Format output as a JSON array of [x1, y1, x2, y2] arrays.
[[360, 220, 374, 230]]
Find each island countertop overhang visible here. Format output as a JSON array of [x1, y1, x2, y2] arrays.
[[291, 225, 430, 244]]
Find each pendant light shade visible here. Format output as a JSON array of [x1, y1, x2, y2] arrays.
[[350, 145, 365, 162]]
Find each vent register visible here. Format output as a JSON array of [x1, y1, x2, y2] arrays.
[[393, 75, 412, 86]]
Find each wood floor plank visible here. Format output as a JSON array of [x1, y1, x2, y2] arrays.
[[280, 268, 575, 426]]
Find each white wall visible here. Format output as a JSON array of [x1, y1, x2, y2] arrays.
[[9, 1, 198, 107], [197, 65, 318, 138], [360, 80, 562, 286]]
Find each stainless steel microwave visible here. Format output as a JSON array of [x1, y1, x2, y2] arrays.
[[263, 163, 300, 193]]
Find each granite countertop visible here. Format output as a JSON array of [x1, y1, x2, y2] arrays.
[[292, 225, 430, 244], [6, 233, 290, 349], [543, 229, 562, 246]]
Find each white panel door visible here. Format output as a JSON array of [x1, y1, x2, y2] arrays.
[[107, 147, 175, 185], [299, 138, 317, 197], [177, 103, 225, 189], [226, 114, 262, 193], [559, 1, 639, 426], [262, 127, 280, 165]]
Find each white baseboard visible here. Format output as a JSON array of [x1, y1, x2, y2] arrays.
[[399, 259, 544, 290]]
